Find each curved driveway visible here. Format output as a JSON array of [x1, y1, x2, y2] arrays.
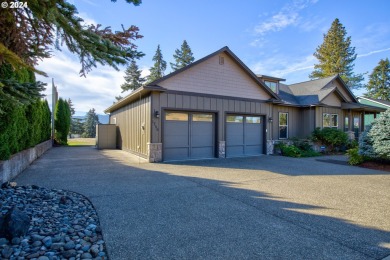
[[15, 147, 390, 259]]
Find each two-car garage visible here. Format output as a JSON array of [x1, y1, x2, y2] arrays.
[[163, 111, 265, 161]]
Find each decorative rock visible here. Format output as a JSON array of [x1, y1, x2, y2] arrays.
[[2, 246, 13, 258], [64, 241, 76, 250], [90, 244, 99, 257], [0, 186, 107, 259], [42, 236, 52, 248], [50, 242, 64, 250], [0, 237, 8, 246], [2, 208, 30, 239], [81, 252, 93, 259], [11, 237, 21, 245], [62, 249, 77, 258]]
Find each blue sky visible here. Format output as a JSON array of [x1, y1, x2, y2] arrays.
[[36, 0, 390, 116]]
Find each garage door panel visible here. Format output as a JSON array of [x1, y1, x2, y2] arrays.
[[164, 148, 189, 161], [226, 145, 244, 157], [191, 147, 214, 159], [245, 145, 262, 155], [164, 121, 189, 148], [226, 123, 244, 145], [192, 122, 213, 147]]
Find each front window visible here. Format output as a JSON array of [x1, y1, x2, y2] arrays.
[[323, 113, 338, 128], [344, 116, 349, 131], [279, 112, 288, 139], [264, 81, 277, 93]]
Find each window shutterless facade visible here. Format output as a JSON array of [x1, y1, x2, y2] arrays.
[[279, 112, 288, 139], [323, 113, 338, 128]]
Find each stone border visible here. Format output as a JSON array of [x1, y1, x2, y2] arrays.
[[0, 140, 52, 184]]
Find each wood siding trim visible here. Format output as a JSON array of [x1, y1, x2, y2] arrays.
[[109, 95, 151, 156]]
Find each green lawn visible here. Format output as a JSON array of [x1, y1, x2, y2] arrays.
[[68, 138, 95, 146]]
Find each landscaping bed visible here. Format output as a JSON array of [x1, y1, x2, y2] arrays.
[[0, 184, 107, 259]]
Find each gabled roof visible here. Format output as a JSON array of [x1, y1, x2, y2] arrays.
[[148, 46, 280, 101], [279, 75, 358, 106]]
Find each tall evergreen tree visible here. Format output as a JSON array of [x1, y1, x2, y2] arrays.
[[121, 60, 145, 93], [67, 98, 76, 116], [170, 40, 195, 71], [54, 98, 71, 145], [309, 18, 364, 89], [147, 45, 167, 83], [0, 0, 143, 109], [365, 58, 390, 101], [83, 108, 100, 138]]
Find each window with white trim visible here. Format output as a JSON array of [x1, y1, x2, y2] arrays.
[[279, 112, 288, 139], [323, 113, 338, 128]]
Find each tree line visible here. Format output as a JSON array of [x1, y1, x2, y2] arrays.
[[119, 19, 389, 102], [1, 0, 143, 158], [54, 98, 101, 144], [118, 40, 195, 97]]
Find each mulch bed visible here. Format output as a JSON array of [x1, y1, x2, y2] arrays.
[[359, 161, 390, 172]]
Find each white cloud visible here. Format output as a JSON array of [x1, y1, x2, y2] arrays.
[[357, 47, 390, 58], [253, 0, 318, 36], [251, 55, 316, 82], [36, 50, 124, 115]]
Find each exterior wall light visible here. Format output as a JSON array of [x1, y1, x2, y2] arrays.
[[268, 116, 273, 123], [154, 110, 160, 118]]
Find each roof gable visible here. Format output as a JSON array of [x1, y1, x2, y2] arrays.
[[149, 47, 280, 101], [282, 75, 357, 106]]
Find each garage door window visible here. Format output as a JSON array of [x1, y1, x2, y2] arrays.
[[193, 114, 213, 122], [246, 116, 261, 124], [226, 115, 243, 123], [165, 112, 188, 121]]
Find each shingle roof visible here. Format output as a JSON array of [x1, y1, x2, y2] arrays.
[[278, 75, 352, 106]]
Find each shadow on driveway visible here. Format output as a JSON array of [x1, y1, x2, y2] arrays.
[[15, 147, 390, 259]]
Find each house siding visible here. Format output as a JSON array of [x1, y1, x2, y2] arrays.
[[109, 95, 151, 157], [158, 54, 272, 101], [327, 80, 353, 102], [315, 106, 344, 130], [322, 92, 342, 107], [272, 106, 302, 139], [153, 91, 273, 142]]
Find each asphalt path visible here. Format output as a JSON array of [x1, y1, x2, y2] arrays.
[[15, 146, 390, 260]]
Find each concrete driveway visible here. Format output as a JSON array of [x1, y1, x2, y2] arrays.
[[15, 147, 390, 260]]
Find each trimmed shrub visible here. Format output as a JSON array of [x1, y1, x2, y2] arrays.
[[347, 147, 364, 165], [54, 98, 71, 145], [311, 127, 348, 152]]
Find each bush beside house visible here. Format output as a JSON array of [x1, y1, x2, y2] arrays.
[[0, 100, 51, 161]]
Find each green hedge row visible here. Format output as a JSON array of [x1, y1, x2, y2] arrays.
[[0, 99, 51, 160]]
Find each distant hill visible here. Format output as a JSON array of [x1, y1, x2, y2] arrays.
[[73, 114, 109, 124]]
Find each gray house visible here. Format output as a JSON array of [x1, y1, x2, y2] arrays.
[[104, 46, 383, 162]]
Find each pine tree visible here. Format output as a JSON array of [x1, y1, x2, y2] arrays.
[[83, 108, 100, 138], [121, 60, 145, 93], [147, 45, 167, 83], [67, 98, 76, 116], [367, 109, 390, 160], [365, 58, 390, 101], [309, 18, 364, 89], [170, 40, 195, 71]]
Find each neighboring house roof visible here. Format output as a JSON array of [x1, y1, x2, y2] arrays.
[[357, 96, 390, 109], [148, 46, 281, 101]]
